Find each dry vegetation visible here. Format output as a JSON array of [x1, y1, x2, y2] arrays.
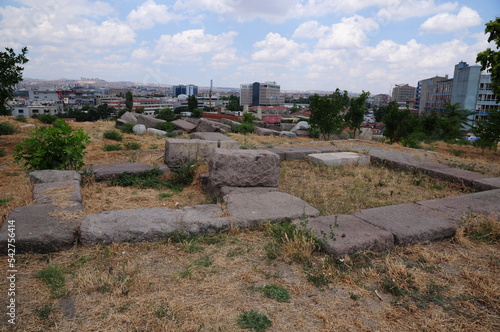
[[0, 117, 499, 331]]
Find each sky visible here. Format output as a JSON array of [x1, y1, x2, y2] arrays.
[[1, 0, 499, 94]]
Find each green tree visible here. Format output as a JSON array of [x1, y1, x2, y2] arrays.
[[0, 47, 29, 115], [125, 91, 133, 112], [345, 91, 370, 137], [156, 107, 177, 122], [309, 89, 349, 140], [473, 108, 500, 151], [437, 102, 471, 141], [476, 17, 500, 101], [226, 95, 243, 112], [187, 95, 198, 112], [382, 104, 417, 143], [374, 101, 397, 122]]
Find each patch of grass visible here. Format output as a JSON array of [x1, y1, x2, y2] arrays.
[[306, 271, 332, 287], [123, 141, 141, 150], [0, 122, 16, 135], [118, 123, 135, 134], [102, 144, 123, 151], [259, 284, 290, 302], [14, 115, 27, 122], [237, 310, 272, 332], [103, 129, 123, 141], [193, 254, 213, 267], [458, 214, 500, 243], [0, 148, 6, 157], [448, 148, 465, 157], [34, 304, 56, 319], [149, 144, 159, 149], [157, 192, 173, 199], [265, 221, 318, 264], [35, 264, 67, 298], [183, 241, 205, 254], [34, 114, 58, 124]]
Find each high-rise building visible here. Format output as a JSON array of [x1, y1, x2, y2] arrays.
[[416, 76, 453, 114], [240, 82, 284, 106], [373, 94, 390, 107], [173, 84, 198, 97], [392, 84, 416, 107]]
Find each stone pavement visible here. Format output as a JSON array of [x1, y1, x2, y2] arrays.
[[1, 142, 499, 256]]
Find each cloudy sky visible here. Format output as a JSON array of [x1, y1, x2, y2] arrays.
[[1, 0, 498, 94]]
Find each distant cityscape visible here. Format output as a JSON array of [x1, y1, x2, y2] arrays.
[[9, 61, 497, 124]]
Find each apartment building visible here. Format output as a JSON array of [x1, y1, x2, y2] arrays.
[[240, 81, 284, 107]]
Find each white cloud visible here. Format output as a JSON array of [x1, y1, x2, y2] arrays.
[[316, 15, 379, 49], [420, 6, 482, 34], [376, 0, 458, 23], [293, 21, 329, 39], [252, 33, 301, 63], [127, 0, 181, 30]]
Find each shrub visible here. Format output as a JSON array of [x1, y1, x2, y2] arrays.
[[118, 123, 135, 134], [0, 122, 16, 135], [35, 264, 67, 298], [123, 142, 141, 150], [234, 122, 254, 134], [169, 159, 198, 186], [259, 285, 290, 302], [14, 119, 90, 171], [237, 311, 272, 332], [103, 144, 123, 151], [14, 115, 27, 122], [155, 122, 176, 132], [103, 129, 123, 141], [34, 114, 58, 124]]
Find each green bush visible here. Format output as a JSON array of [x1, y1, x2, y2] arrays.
[[123, 142, 141, 150], [118, 123, 135, 134], [103, 130, 123, 141], [103, 144, 123, 151], [237, 310, 272, 331], [155, 122, 176, 132], [234, 122, 254, 134], [14, 115, 27, 122], [0, 122, 16, 135], [14, 119, 90, 171], [34, 114, 58, 124]]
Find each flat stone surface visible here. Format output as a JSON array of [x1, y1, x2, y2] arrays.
[[279, 131, 297, 138], [80, 205, 229, 244], [33, 180, 82, 204], [353, 203, 458, 245], [147, 128, 167, 136], [29, 170, 81, 184], [164, 139, 217, 168], [196, 118, 231, 133], [225, 191, 320, 227], [255, 127, 280, 136], [91, 162, 154, 181], [308, 152, 370, 167], [281, 147, 322, 160], [473, 178, 500, 191], [423, 167, 490, 187], [315, 146, 342, 153], [119, 111, 137, 124], [172, 119, 197, 132], [0, 204, 80, 254], [190, 132, 240, 149], [208, 149, 280, 188], [137, 114, 166, 129], [417, 189, 500, 220], [300, 215, 394, 256]]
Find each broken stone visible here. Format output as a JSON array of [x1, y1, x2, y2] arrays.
[[133, 124, 146, 135], [29, 170, 81, 184]]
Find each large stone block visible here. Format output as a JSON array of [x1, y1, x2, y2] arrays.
[[29, 170, 81, 184], [91, 162, 156, 181], [147, 128, 167, 136], [196, 118, 232, 133], [164, 139, 217, 168], [119, 111, 137, 124], [208, 148, 280, 188], [307, 152, 370, 167], [354, 128, 373, 141], [137, 114, 166, 129], [190, 132, 240, 149], [80, 205, 229, 244], [133, 124, 146, 135], [172, 119, 197, 133], [33, 180, 82, 205], [220, 118, 241, 131], [254, 127, 280, 136]]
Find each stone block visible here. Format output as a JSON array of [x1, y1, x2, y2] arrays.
[[225, 191, 320, 227], [423, 167, 491, 188], [307, 152, 370, 167], [147, 128, 167, 136], [294, 130, 310, 137], [354, 128, 373, 141], [300, 215, 394, 256], [279, 131, 297, 138], [220, 118, 241, 130], [133, 124, 146, 135], [137, 114, 166, 129], [164, 139, 217, 168], [80, 205, 229, 244], [417, 189, 500, 220], [254, 127, 280, 136], [282, 147, 322, 161], [29, 170, 81, 184], [291, 121, 310, 132], [33, 180, 82, 205], [208, 148, 280, 188], [172, 119, 197, 133], [0, 204, 80, 254], [196, 118, 231, 133], [353, 203, 458, 245], [190, 132, 240, 149], [91, 162, 155, 181], [119, 111, 137, 124], [473, 178, 500, 191]]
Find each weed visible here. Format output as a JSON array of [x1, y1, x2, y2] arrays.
[[35, 264, 67, 298], [155, 305, 177, 320], [177, 266, 192, 279], [0, 148, 6, 157], [103, 130, 123, 141], [107, 168, 169, 189], [0, 197, 13, 206], [102, 144, 123, 151], [98, 284, 111, 294], [34, 304, 56, 319], [157, 192, 173, 199], [227, 247, 245, 258], [306, 271, 332, 287], [259, 284, 290, 302], [0, 122, 16, 135], [118, 123, 135, 134], [169, 159, 198, 186], [34, 114, 58, 124], [14, 115, 27, 122], [458, 214, 500, 243], [149, 144, 159, 149], [193, 254, 213, 267], [237, 310, 272, 331], [183, 241, 205, 254], [429, 184, 446, 190], [123, 141, 141, 150], [448, 148, 464, 157]]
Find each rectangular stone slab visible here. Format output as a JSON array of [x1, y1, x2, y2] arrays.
[[91, 162, 154, 181], [307, 152, 370, 167], [299, 215, 394, 257], [353, 203, 458, 245], [417, 189, 500, 220], [33, 180, 82, 204]]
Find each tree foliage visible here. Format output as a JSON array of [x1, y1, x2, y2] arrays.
[[125, 91, 133, 112], [473, 108, 500, 151], [156, 107, 177, 122], [187, 95, 198, 112], [345, 91, 370, 136], [0, 47, 29, 115], [14, 119, 90, 171], [382, 104, 417, 143], [309, 89, 349, 139], [476, 17, 500, 101]]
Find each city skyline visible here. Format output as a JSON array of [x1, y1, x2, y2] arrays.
[[1, 0, 499, 95]]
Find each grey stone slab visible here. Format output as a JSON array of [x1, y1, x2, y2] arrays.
[[190, 132, 240, 149], [282, 147, 322, 161], [172, 119, 197, 133], [423, 167, 490, 187], [263, 148, 287, 160], [29, 170, 81, 184], [417, 189, 500, 220], [279, 131, 297, 138], [300, 215, 394, 256], [133, 124, 146, 135], [225, 191, 320, 227], [255, 127, 280, 136], [33, 180, 82, 204], [137, 114, 166, 129], [146, 128, 167, 136], [315, 146, 343, 153], [0, 204, 80, 254], [80, 205, 229, 244], [353, 203, 458, 245], [473, 178, 500, 191], [164, 138, 217, 169], [119, 111, 138, 124], [218, 186, 279, 201], [307, 152, 370, 167], [196, 118, 231, 133], [91, 162, 154, 181]]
